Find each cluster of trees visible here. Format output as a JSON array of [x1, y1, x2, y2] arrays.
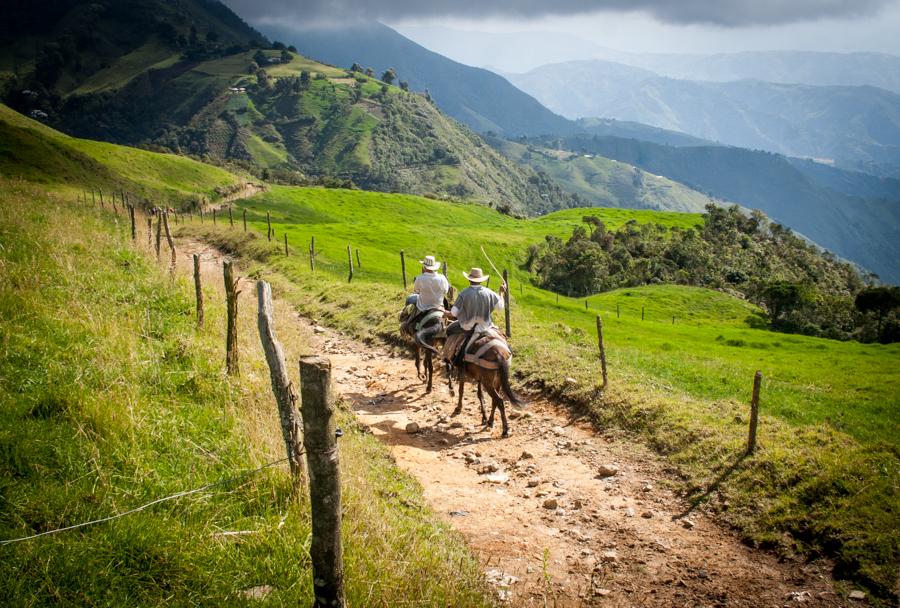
[[526, 205, 900, 342]]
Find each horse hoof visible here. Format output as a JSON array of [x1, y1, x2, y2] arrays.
[[501, 430, 510, 439], [425, 387, 432, 395]]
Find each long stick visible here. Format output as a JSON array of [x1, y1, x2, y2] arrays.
[[480, 245, 507, 287]]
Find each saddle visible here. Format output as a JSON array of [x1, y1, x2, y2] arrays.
[[444, 327, 511, 369], [401, 306, 445, 338]]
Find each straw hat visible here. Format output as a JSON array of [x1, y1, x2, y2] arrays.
[[463, 267, 489, 283], [419, 255, 441, 271]]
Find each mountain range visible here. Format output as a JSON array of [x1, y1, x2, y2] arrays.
[[508, 60, 900, 177]]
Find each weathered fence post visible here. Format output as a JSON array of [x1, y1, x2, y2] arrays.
[[129, 205, 136, 241], [243, 208, 247, 232], [155, 213, 162, 260], [224, 261, 240, 376], [162, 212, 176, 274], [299, 356, 346, 608], [256, 281, 305, 483], [91, 189, 96, 206], [355, 249, 361, 269], [285, 234, 289, 256], [147, 217, 152, 248], [672, 315, 675, 324], [585, 299, 588, 310], [400, 250, 407, 289], [597, 315, 608, 388], [747, 371, 762, 454], [616, 303, 620, 318], [99, 188, 104, 207], [267, 211, 272, 241], [309, 236, 316, 272], [641, 306, 645, 321], [228, 205, 234, 227], [503, 269, 511, 337], [556, 292, 559, 304], [193, 254, 204, 329], [213, 208, 217, 225], [347, 245, 354, 282]]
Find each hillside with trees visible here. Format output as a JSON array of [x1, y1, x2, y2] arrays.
[[526, 205, 899, 342], [0, 0, 577, 215]]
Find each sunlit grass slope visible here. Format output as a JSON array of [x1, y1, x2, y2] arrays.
[[0, 179, 490, 606], [182, 184, 899, 599], [0, 104, 240, 205]]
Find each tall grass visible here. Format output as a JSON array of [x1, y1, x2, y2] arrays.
[[0, 179, 491, 606]]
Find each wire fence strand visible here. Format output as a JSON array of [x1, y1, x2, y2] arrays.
[[0, 456, 293, 546]]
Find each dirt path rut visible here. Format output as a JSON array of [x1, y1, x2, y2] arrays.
[[180, 240, 847, 608]]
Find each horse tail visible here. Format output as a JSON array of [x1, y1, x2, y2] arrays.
[[498, 356, 523, 407], [415, 324, 441, 356]]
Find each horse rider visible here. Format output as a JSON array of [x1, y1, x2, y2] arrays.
[[443, 267, 506, 367], [401, 255, 450, 334]]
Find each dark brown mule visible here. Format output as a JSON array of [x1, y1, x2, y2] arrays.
[[451, 342, 521, 438], [402, 310, 454, 394]]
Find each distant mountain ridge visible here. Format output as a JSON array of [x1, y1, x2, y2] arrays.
[[509, 59, 900, 176], [261, 22, 578, 138]]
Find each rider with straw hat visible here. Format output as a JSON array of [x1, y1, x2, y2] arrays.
[[401, 254, 449, 334], [444, 267, 506, 365]]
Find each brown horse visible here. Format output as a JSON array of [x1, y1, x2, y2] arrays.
[[450, 338, 521, 438]]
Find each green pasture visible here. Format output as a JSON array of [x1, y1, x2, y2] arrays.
[[232, 186, 898, 447]]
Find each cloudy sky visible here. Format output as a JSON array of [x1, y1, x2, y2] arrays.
[[225, 0, 900, 71]]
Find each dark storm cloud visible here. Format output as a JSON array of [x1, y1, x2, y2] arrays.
[[222, 0, 893, 27]]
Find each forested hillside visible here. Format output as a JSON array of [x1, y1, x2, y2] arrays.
[[0, 0, 576, 215]]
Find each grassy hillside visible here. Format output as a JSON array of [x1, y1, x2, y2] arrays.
[[0, 178, 491, 606], [489, 135, 726, 212], [0, 103, 241, 206], [179, 185, 899, 599], [0, 2, 577, 215]]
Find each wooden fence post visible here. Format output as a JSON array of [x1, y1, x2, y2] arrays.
[[224, 261, 240, 376], [503, 269, 511, 337], [257, 281, 305, 483], [129, 205, 136, 241], [400, 250, 407, 289], [355, 249, 361, 269], [347, 245, 354, 282], [147, 217, 152, 248], [585, 299, 588, 310], [213, 208, 217, 225], [597, 315, 608, 388], [193, 254, 204, 329], [309, 236, 316, 272], [162, 212, 176, 274], [641, 307, 645, 321], [243, 208, 247, 232], [155, 213, 162, 260], [556, 292, 559, 304], [747, 371, 762, 454], [267, 211, 272, 241], [616, 303, 620, 318], [228, 205, 234, 227], [99, 188, 104, 207], [299, 356, 346, 608], [672, 315, 675, 324], [285, 234, 289, 256]]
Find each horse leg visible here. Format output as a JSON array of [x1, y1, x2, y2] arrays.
[[477, 379, 488, 427], [425, 351, 433, 394], [446, 360, 455, 397], [452, 365, 465, 417], [414, 346, 423, 381], [485, 382, 509, 438]]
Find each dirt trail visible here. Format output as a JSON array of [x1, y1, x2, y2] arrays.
[[178, 239, 847, 608]]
